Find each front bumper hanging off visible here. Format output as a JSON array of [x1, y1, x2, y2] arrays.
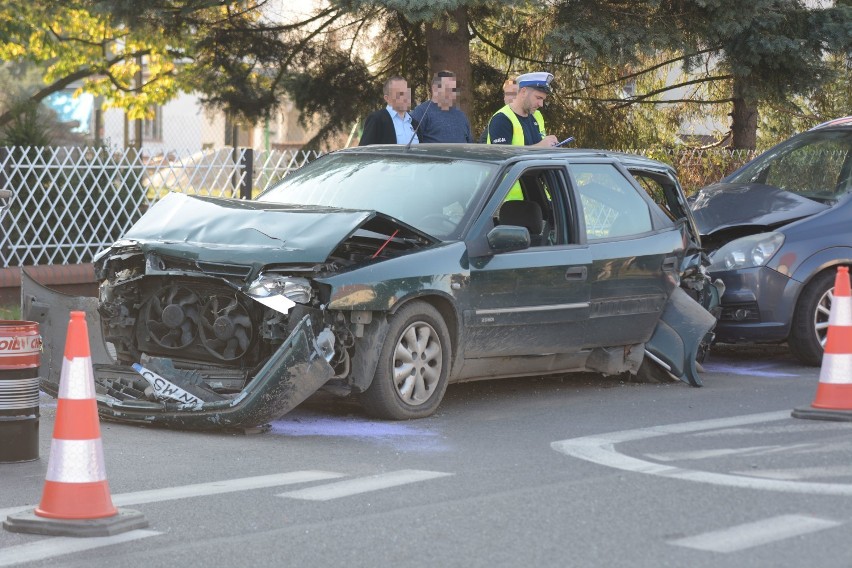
[[22, 269, 335, 431]]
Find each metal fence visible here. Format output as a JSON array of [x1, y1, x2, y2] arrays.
[[0, 145, 756, 269], [0, 147, 320, 267]]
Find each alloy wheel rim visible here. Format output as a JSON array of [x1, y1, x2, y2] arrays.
[[393, 321, 442, 406], [814, 286, 834, 348]]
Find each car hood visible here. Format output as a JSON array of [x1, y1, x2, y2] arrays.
[[690, 182, 829, 236], [118, 192, 433, 265]]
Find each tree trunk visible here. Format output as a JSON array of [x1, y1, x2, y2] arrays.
[[424, 7, 472, 117], [730, 74, 758, 150]]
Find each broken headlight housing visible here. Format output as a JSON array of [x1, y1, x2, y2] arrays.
[[246, 274, 313, 313]]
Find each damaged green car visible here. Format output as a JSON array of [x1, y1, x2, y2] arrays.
[[26, 145, 721, 430]]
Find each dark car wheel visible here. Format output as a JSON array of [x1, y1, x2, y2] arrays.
[[360, 301, 451, 420], [789, 270, 836, 366]]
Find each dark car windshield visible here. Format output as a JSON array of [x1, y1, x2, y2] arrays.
[[257, 153, 498, 238], [727, 129, 852, 202]]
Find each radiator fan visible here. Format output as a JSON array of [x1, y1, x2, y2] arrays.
[[198, 294, 253, 361], [143, 285, 200, 349]]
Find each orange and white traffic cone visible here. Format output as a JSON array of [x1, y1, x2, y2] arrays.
[[3, 311, 148, 537], [792, 266, 852, 421]]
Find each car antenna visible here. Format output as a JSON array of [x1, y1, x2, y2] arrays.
[[406, 99, 432, 151]]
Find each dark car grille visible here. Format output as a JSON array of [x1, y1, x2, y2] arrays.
[[196, 261, 253, 279], [720, 302, 761, 322], [155, 254, 252, 281]]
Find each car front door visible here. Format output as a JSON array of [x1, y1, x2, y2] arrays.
[[461, 164, 592, 362]]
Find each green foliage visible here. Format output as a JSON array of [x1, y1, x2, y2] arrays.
[[639, 147, 759, 195], [331, 0, 521, 22], [0, 61, 88, 146], [285, 50, 377, 150], [547, 0, 851, 113], [0, 304, 21, 320], [0, 99, 54, 146], [0, 0, 847, 152], [757, 53, 852, 144]]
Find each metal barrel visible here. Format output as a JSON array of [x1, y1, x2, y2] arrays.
[[0, 320, 41, 462]]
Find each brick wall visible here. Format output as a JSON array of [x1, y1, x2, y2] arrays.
[[0, 264, 97, 305]]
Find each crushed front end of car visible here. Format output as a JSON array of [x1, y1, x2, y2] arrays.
[[28, 192, 435, 430]]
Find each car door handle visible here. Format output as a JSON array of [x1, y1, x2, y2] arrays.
[[565, 266, 587, 281], [662, 256, 678, 272]]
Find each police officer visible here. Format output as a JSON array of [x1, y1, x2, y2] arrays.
[[486, 71, 558, 147]]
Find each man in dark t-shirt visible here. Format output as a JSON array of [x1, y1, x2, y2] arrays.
[[486, 71, 558, 147]]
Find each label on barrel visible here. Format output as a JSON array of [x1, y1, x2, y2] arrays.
[[0, 335, 42, 356]]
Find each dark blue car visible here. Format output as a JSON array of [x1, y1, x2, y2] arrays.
[[691, 117, 852, 365]]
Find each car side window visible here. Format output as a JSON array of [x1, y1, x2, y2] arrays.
[[762, 135, 851, 199], [569, 163, 652, 240], [495, 168, 571, 247]]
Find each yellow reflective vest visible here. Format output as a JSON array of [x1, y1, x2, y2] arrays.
[[486, 107, 546, 199], [486, 106, 546, 145]]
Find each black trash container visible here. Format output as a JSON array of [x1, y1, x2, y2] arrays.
[[0, 320, 41, 462]]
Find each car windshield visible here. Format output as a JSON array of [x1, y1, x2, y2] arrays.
[[727, 129, 852, 202], [258, 153, 498, 238]]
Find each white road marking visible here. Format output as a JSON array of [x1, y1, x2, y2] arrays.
[[278, 470, 453, 501], [0, 529, 160, 567], [551, 410, 852, 495], [731, 464, 852, 481], [646, 443, 817, 462], [0, 470, 344, 519], [669, 515, 841, 553], [694, 421, 852, 437], [112, 470, 345, 506]]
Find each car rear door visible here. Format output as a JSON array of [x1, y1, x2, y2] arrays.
[[566, 161, 681, 348]]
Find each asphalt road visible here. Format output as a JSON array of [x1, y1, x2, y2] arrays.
[[2, 343, 852, 568]]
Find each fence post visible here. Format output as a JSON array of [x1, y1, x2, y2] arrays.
[[240, 148, 253, 200], [0, 148, 10, 268]]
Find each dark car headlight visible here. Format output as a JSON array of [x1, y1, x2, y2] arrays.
[[246, 275, 313, 312], [708, 232, 785, 271]]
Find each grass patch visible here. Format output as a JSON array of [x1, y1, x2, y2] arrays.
[[0, 304, 21, 320]]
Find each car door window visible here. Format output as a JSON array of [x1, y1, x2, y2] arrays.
[[569, 163, 651, 240], [495, 168, 572, 246], [761, 134, 851, 199]]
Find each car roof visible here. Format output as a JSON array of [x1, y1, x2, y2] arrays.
[[338, 144, 675, 172], [808, 116, 852, 130]]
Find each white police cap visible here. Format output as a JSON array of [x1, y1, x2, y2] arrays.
[[517, 71, 554, 93]]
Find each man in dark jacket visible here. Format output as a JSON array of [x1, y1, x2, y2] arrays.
[[359, 76, 419, 146]]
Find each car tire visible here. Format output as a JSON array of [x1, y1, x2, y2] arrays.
[[360, 301, 451, 420], [789, 270, 836, 366]]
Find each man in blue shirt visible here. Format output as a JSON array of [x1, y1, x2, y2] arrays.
[[359, 76, 419, 145], [410, 70, 473, 143]]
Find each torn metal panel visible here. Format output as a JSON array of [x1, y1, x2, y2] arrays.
[[21, 268, 116, 396], [643, 287, 717, 387], [96, 315, 335, 430]]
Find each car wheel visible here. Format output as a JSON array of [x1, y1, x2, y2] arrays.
[[789, 270, 836, 366], [360, 301, 451, 420]]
